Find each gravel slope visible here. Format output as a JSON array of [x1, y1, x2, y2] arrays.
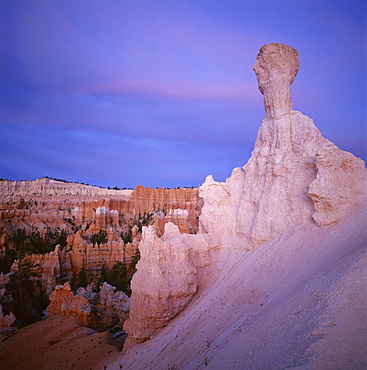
[[110, 202, 367, 369]]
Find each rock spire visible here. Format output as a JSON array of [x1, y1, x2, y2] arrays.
[[253, 43, 299, 120], [123, 43, 367, 347]]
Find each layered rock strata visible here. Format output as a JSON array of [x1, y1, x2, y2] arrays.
[[10, 238, 138, 295], [1, 182, 201, 294], [124, 43, 367, 345], [0, 180, 201, 234]]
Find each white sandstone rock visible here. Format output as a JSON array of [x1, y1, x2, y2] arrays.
[[124, 43, 367, 347]]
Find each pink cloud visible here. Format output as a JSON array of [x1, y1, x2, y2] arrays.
[[69, 78, 260, 104]]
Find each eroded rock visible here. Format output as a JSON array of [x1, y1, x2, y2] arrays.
[[46, 282, 130, 330], [0, 304, 16, 332], [124, 43, 367, 346], [123, 222, 216, 346]]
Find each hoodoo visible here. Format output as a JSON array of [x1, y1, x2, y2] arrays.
[[122, 43, 367, 361], [253, 43, 299, 119]]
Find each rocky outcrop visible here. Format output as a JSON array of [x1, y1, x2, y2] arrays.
[[13, 239, 137, 294], [96, 283, 130, 328], [46, 282, 130, 329], [308, 143, 367, 226], [1, 179, 202, 295], [253, 42, 299, 120], [153, 208, 195, 236], [17, 246, 73, 295], [0, 180, 200, 234], [124, 43, 367, 346], [124, 222, 216, 346], [68, 241, 127, 283], [199, 43, 367, 249], [0, 177, 132, 198], [128, 185, 200, 224], [0, 181, 200, 282], [46, 282, 94, 327], [0, 304, 16, 332]]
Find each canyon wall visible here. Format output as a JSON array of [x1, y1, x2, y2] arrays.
[[123, 43, 367, 346], [0, 179, 200, 224], [1, 180, 202, 294]]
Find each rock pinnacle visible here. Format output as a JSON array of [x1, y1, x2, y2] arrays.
[[253, 43, 299, 120]]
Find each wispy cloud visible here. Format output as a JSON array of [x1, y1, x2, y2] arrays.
[[1, 0, 365, 186]]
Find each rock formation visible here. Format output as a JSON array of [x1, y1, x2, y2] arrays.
[[46, 282, 94, 327], [253, 42, 299, 120], [15, 246, 73, 295], [0, 44, 365, 369], [1, 180, 202, 296], [0, 180, 200, 279], [199, 43, 366, 249], [0, 180, 200, 234], [123, 43, 367, 346], [308, 143, 367, 226], [0, 304, 16, 332], [96, 282, 130, 328], [47, 282, 130, 329], [124, 222, 216, 346]]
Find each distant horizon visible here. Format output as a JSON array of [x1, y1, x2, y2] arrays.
[[1, 1, 366, 188], [0, 175, 197, 190]]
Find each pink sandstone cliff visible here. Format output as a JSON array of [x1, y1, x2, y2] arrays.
[[123, 43, 367, 347], [0, 180, 200, 233]]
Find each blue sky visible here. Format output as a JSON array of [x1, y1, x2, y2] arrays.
[[1, 0, 366, 188]]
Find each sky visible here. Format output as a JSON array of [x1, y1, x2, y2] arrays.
[[1, 0, 366, 189]]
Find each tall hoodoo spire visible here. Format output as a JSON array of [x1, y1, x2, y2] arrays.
[[123, 44, 367, 349], [253, 43, 299, 120]]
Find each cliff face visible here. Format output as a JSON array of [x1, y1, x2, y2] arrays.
[[17, 242, 133, 295], [0, 180, 200, 232], [123, 43, 367, 346], [0, 178, 132, 204]]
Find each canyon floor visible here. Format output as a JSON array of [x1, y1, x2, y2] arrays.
[[1, 201, 366, 369], [0, 315, 121, 370]]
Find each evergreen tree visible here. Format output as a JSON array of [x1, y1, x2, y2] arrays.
[[91, 229, 107, 247], [5, 258, 47, 325], [106, 261, 129, 293], [128, 249, 140, 277], [97, 266, 108, 289], [76, 270, 88, 288]]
